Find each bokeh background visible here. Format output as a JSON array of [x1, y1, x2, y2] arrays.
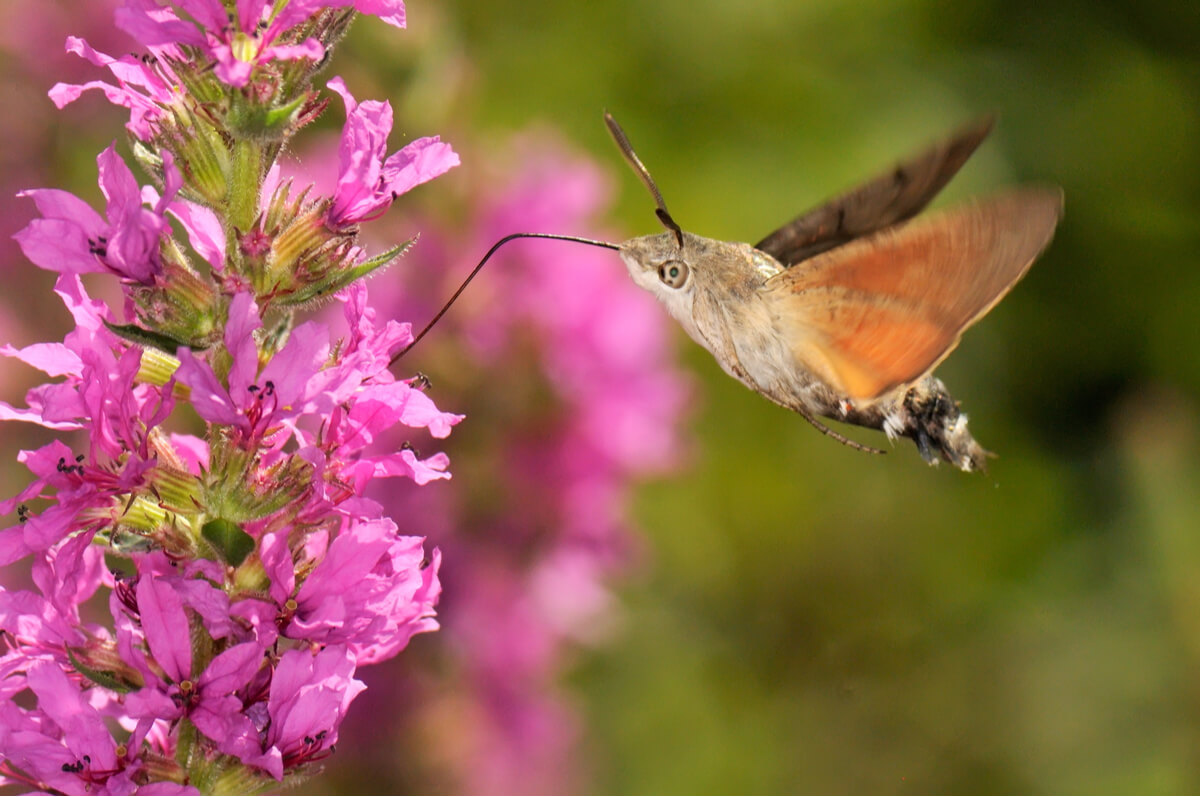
[[3, 0, 1199, 793]]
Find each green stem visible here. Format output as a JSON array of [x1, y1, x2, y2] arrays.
[[176, 716, 198, 773], [227, 139, 264, 269]]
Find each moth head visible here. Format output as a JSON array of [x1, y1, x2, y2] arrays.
[[607, 113, 699, 315], [619, 231, 695, 303]]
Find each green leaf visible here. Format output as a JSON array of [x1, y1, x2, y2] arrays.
[[66, 647, 136, 693], [201, 518, 256, 567], [103, 321, 204, 355]]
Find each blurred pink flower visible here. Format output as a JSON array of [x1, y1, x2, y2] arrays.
[[432, 138, 689, 794]]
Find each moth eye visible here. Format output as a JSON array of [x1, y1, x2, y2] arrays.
[[657, 260, 689, 289]]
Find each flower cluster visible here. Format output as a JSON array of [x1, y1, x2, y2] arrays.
[[2, 2, 457, 792]]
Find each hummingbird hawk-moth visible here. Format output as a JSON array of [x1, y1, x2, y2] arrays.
[[397, 114, 1062, 472]]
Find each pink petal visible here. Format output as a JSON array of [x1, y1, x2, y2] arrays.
[[259, 531, 295, 606], [135, 570, 192, 682], [381, 136, 459, 197], [174, 349, 240, 426], [265, 39, 325, 62], [166, 199, 225, 269], [114, 0, 207, 47], [0, 342, 83, 378], [26, 661, 119, 770], [224, 292, 263, 401], [352, 0, 406, 27]]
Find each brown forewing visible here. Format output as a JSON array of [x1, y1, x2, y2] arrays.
[[765, 188, 1063, 400], [755, 117, 996, 267]]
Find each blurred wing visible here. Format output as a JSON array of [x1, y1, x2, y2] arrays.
[[766, 188, 1062, 400], [755, 117, 995, 267]]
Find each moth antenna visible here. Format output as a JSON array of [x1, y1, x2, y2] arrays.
[[390, 232, 620, 365], [604, 111, 685, 248], [795, 407, 887, 455]]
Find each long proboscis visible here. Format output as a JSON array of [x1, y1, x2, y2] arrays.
[[389, 232, 621, 365]]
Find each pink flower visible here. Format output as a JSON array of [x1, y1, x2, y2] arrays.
[[174, 293, 334, 445], [114, 1, 406, 88], [174, 288, 461, 484], [0, 589, 89, 658], [115, 0, 324, 87], [243, 645, 366, 780], [14, 145, 180, 284], [118, 560, 268, 764], [0, 277, 172, 574], [0, 275, 169, 443], [262, 517, 440, 664], [325, 76, 459, 230], [283, 282, 462, 489], [49, 36, 183, 140], [0, 660, 197, 795]]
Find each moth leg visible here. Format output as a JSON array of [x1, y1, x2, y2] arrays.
[[793, 407, 887, 455]]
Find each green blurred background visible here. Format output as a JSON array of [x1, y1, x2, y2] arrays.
[[6, 0, 1200, 792], [343, 0, 1200, 791]]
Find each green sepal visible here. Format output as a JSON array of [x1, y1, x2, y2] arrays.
[[176, 717, 198, 774], [279, 237, 416, 307], [201, 518, 256, 567], [66, 646, 135, 693], [227, 91, 312, 141], [211, 760, 279, 796], [103, 321, 204, 356]]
